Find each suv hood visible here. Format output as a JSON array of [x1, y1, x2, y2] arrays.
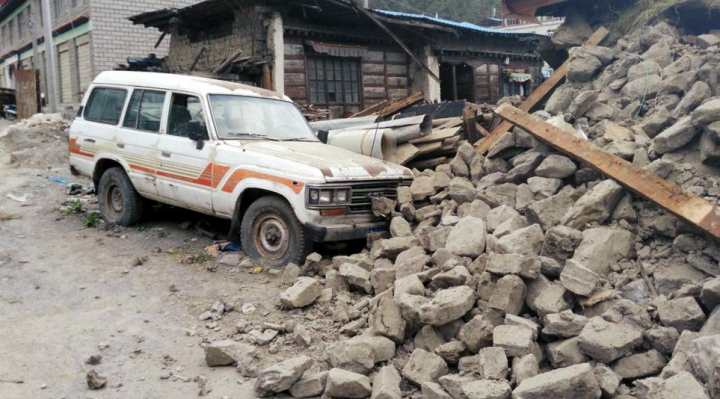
[[221, 141, 413, 182]]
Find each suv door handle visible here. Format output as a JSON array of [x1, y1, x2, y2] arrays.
[[84, 138, 96, 143], [117, 143, 125, 149], [161, 151, 171, 157]]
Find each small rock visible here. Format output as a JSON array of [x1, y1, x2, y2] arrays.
[[253, 356, 313, 397], [280, 277, 322, 308], [86, 370, 107, 390], [402, 349, 449, 386]]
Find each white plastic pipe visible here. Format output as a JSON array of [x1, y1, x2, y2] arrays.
[[326, 128, 397, 160]]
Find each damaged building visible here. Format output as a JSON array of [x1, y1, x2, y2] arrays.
[[129, 0, 544, 119]]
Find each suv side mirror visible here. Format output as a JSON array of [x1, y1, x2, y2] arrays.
[[187, 122, 208, 150]]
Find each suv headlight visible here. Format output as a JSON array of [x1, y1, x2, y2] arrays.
[[307, 186, 351, 207]]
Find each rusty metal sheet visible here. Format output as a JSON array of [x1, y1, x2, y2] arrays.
[[493, 104, 720, 241], [16, 69, 40, 119], [474, 26, 609, 153]]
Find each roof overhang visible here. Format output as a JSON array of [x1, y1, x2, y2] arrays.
[[503, 0, 572, 22]]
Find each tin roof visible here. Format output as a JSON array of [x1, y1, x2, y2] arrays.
[[373, 9, 538, 37]]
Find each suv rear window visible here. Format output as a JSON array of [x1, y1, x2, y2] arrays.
[[84, 87, 127, 125]]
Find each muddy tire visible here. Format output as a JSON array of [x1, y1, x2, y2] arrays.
[[240, 196, 312, 267], [98, 167, 145, 226]]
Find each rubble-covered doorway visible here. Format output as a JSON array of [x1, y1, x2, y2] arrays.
[[439, 62, 476, 103]]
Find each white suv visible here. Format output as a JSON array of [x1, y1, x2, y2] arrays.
[[69, 71, 412, 266]]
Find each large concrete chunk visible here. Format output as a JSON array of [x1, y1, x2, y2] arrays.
[[577, 317, 643, 363], [462, 380, 512, 399], [543, 310, 588, 338], [559, 260, 600, 296], [512, 354, 539, 386], [374, 296, 406, 343], [512, 363, 601, 399], [328, 335, 396, 374], [372, 366, 401, 399], [657, 297, 706, 333], [611, 350, 667, 380], [486, 253, 541, 279], [402, 349, 449, 386], [340, 263, 373, 293], [653, 116, 698, 154], [280, 277, 323, 308], [689, 335, 720, 383], [692, 98, 720, 128], [204, 340, 256, 367], [491, 224, 545, 256], [572, 228, 634, 276], [561, 180, 624, 229], [325, 368, 372, 398], [459, 347, 509, 380], [419, 286, 476, 326], [535, 155, 577, 179], [526, 190, 577, 231], [460, 314, 496, 353], [290, 371, 328, 398], [254, 356, 313, 397], [446, 217, 487, 257], [488, 275, 527, 316], [547, 337, 590, 368], [493, 325, 535, 358], [526, 275, 574, 317]]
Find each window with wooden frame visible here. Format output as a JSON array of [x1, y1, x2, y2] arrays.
[[307, 56, 360, 105]]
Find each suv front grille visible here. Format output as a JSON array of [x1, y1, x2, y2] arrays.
[[348, 180, 409, 214]]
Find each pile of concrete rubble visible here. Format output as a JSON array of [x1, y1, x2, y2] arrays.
[[206, 15, 720, 399]]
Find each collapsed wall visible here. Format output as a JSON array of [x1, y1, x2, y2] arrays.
[[209, 7, 720, 399]]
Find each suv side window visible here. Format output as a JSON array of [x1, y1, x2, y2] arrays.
[[122, 89, 166, 133], [168, 93, 208, 138], [84, 87, 127, 125]]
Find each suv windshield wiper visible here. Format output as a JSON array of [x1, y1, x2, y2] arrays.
[[224, 132, 281, 141], [282, 137, 318, 142]]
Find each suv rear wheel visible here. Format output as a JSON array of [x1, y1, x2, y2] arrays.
[[240, 196, 312, 267], [98, 167, 145, 226]]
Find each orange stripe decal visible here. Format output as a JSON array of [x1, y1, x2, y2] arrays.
[[222, 169, 304, 194], [69, 138, 94, 158]]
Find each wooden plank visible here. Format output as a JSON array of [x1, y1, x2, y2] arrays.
[[437, 118, 463, 130], [464, 104, 479, 144], [442, 136, 461, 150], [387, 143, 420, 165], [407, 156, 449, 170], [415, 141, 443, 155], [476, 122, 490, 137], [351, 100, 390, 118], [494, 103, 720, 241], [376, 92, 424, 118], [475, 26, 609, 154], [410, 127, 462, 144]]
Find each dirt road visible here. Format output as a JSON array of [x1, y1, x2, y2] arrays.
[[0, 119, 339, 398]]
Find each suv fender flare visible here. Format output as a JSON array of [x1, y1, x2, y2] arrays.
[[92, 154, 133, 185]]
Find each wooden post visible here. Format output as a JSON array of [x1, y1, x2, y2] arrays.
[[494, 104, 720, 241], [451, 65, 458, 101], [475, 26, 609, 154], [262, 63, 272, 90]]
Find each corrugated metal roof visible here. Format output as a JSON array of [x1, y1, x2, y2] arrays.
[[373, 9, 536, 36]]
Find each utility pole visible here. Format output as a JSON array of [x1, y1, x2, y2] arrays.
[[40, 0, 59, 113]]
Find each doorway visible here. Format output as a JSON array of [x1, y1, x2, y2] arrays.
[[439, 62, 476, 103]]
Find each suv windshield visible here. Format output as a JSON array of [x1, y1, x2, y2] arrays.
[[209, 94, 319, 142]]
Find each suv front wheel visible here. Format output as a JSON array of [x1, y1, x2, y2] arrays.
[[240, 196, 312, 267], [98, 167, 145, 226]]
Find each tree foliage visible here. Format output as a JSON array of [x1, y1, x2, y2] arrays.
[[370, 0, 502, 26]]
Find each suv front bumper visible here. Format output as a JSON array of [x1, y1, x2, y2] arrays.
[[303, 220, 389, 242]]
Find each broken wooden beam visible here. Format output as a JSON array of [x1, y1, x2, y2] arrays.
[[376, 92, 424, 118], [493, 103, 720, 241], [475, 26, 609, 154], [351, 100, 390, 118], [212, 49, 243, 75]]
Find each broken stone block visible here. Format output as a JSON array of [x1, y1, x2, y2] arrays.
[[402, 349, 449, 386], [547, 337, 590, 368], [687, 252, 720, 277], [86, 370, 107, 390], [662, 70, 697, 94], [254, 356, 313, 397], [462, 379, 512, 399], [700, 122, 720, 165], [204, 340, 257, 367], [568, 89, 600, 117], [389, 217, 412, 238], [526, 190, 577, 231], [431, 266, 471, 289], [561, 180, 624, 230], [622, 75, 662, 100], [371, 366, 401, 399], [568, 54, 603, 82], [488, 275, 527, 316], [560, 260, 600, 296], [487, 205, 521, 233], [593, 363, 620, 398], [434, 341, 466, 365], [661, 371, 711, 399], [572, 228, 634, 276], [427, 226, 453, 253], [460, 314, 495, 353], [374, 296, 406, 343], [535, 155, 577, 179], [411, 176, 436, 201], [611, 350, 668, 380], [657, 297, 706, 333], [697, 33, 720, 48], [690, 334, 720, 384], [512, 354, 539, 386], [701, 278, 720, 310], [491, 224, 545, 256], [394, 248, 430, 280], [493, 325, 535, 358], [528, 177, 563, 199], [526, 275, 574, 317], [289, 371, 328, 398], [644, 326, 680, 356], [280, 277, 322, 309], [494, 214, 529, 239], [692, 98, 720, 128], [655, 263, 711, 297], [325, 368, 371, 398], [248, 329, 279, 346], [371, 268, 396, 294], [539, 256, 564, 279], [328, 335, 395, 375], [512, 363, 601, 399], [380, 236, 420, 259], [419, 286, 476, 326], [340, 263, 373, 294], [479, 347, 509, 380], [653, 116, 698, 154], [415, 325, 447, 353], [294, 324, 312, 348], [486, 253, 541, 279], [577, 317, 643, 363], [543, 310, 589, 338], [477, 183, 518, 208], [438, 374, 476, 399], [541, 226, 583, 262], [394, 275, 425, 299], [505, 315, 540, 340], [445, 217, 487, 257], [421, 382, 453, 399]]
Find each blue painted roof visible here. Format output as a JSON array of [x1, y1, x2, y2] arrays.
[[373, 9, 534, 36]]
